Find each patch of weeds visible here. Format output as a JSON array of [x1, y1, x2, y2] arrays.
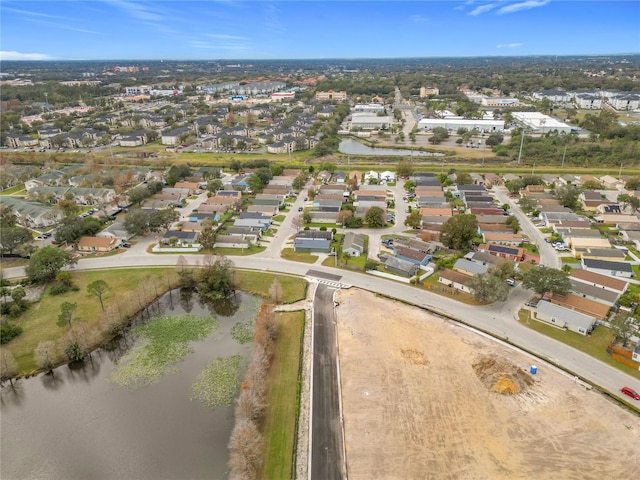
[[191, 355, 244, 408], [110, 314, 218, 389]]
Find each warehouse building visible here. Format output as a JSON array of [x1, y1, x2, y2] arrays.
[[512, 112, 574, 134], [417, 118, 504, 133]]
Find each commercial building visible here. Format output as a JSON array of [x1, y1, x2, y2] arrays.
[[417, 118, 504, 133], [512, 112, 574, 134], [315, 90, 347, 101]]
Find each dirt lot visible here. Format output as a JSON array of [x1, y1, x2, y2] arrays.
[[335, 289, 640, 480]]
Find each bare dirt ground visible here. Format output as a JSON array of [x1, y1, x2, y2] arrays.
[[335, 289, 640, 480]]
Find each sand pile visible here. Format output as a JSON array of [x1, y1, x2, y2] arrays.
[[473, 355, 534, 395]]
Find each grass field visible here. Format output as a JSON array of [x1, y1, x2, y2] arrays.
[[234, 271, 307, 303], [518, 309, 640, 380], [0, 184, 26, 195], [280, 248, 319, 264], [5, 268, 176, 373], [260, 310, 305, 479]]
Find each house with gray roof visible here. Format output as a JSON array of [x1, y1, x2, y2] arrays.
[[0, 196, 63, 228], [342, 232, 366, 257], [534, 301, 596, 336], [582, 258, 634, 278], [453, 258, 489, 276], [383, 256, 418, 277], [293, 237, 331, 253], [569, 279, 619, 306]]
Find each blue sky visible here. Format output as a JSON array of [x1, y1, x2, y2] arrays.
[[1, 1, 638, 60]]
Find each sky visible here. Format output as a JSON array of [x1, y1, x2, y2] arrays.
[[1, 1, 639, 61]]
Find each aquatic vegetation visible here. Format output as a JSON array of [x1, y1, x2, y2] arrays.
[[192, 355, 244, 408], [110, 315, 218, 389], [231, 320, 254, 345]]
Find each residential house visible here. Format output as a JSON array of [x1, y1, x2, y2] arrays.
[[383, 256, 418, 277], [582, 258, 634, 278], [534, 301, 596, 336], [549, 293, 611, 320], [214, 234, 256, 249], [570, 269, 628, 295], [453, 258, 489, 276], [0, 197, 63, 228], [342, 232, 366, 257], [77, 236, 120, 253], [293, 237, 331, 253], [438, 269, 473, 294], [162, 230, 199, 246], [569, 279, 620, 306], [478, 243, 525, 261]]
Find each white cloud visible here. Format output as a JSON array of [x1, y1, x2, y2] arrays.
[[106, 0, 163, 22], [205, 34, 249, 41], [0, 51, 54, 60], [411, 14, 429, 23], [497, 0, 550, 15], [496, 43, 524, 48], [468, 3, 498, 16]]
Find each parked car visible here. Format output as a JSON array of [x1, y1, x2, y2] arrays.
[[621, 386, 640, 400], [121, 243, 131, 248], [298, 207, 303, 212], [506, 278, 516, 287]]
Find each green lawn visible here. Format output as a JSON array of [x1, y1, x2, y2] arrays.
[[561, 256, 580, 264], [234, 271, 307, 304], [0, 184, 26, 195], [280, 248, 319, 264], [518, 309, 640, 380], [260, 310, 304, 479], [5, 268, 177, 373]]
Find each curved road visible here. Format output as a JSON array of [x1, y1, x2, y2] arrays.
[[3, 187, 639, 404]]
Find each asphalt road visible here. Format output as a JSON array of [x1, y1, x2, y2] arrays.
[[311, 284, 345, 480]]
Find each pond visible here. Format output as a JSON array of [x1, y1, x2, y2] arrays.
[[339, 138, 445, 157], [0, 290, 261, 480]]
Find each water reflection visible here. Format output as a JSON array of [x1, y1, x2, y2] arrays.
[[339, 137, 445, 156], [0, 290, 260, 480]]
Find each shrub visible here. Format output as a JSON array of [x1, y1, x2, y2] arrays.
[[0, 322, 23, 344], [49, 283, 70, 296]]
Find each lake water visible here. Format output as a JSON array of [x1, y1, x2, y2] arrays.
[[0, 290, 261, 480], [339, 138, 445, 157]]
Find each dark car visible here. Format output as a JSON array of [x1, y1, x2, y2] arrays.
[[621, 386, 640, 400], [121, 243, 131, 248], [298, 207, 303, 212]]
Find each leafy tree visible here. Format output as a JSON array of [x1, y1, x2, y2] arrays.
[[521, 266, 571, 296], [0, 322, 23, 344], [87, 280, 110, 311], [396, 160, 414, 178], [582, 180, 602, 190], [292, 174, 308, 191], [555, 185, 581, 209], [0, 348, 18, 385], [198, 220, 217, 251], [149, 209, 179, 232], [404, 180, 416, 192], [624, 177, 640, 191], [505, 215, 520, 233], [485, 133, 504, 146], [517, 195, 538, 212], [55, 216, 102, 245], [34, 340, 57, 373], [166, 165, 192, 186], [490, 258, 517, 280], [364, 206, 386, 228], [609, 313, 636, 348], [127, 185, 152, 206], [124, 209, 150, 237], [455, 172, 473, 185], [617, 193, 640, 212], [197, 256, 235, 302], [57, 301, 78, 328], [404, 210, 422, 229], [25, 246, 75, 284], [207, 179, 223, 193], [0, 225, 33, 256], [440, 214, 478, 250], [248, 174, 265, 193], [466, 273, 510, 303]]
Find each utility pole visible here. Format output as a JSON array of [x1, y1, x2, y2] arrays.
[[561, 143, 567, 168], [517, 130, 525, 166]]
